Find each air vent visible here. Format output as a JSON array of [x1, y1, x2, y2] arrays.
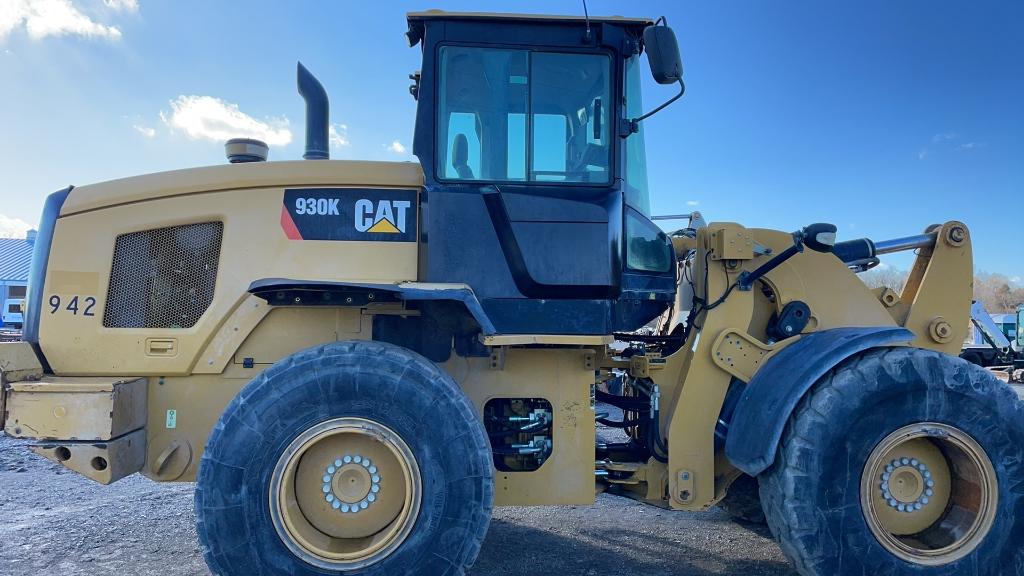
[[103, 222, 223, 329]]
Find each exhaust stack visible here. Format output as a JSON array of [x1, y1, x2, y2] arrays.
[[297, 62, 329, 160]]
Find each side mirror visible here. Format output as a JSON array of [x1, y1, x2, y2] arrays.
[[643, 25, 683, 84]]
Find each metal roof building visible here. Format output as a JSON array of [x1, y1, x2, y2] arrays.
[[0, 235, 34, 328], [0, 237, 33, 281]]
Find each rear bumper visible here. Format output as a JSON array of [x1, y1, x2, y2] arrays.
[[0, 342, 44, 431], [2, 362, 147, 484]]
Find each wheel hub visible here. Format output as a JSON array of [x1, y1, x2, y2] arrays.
[[861, 422, 997, 566], [879, 457, 934, 512], [269, 417, 421, 571], [324, 455, 381, 512]]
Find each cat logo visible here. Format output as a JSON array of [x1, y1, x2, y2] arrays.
[[355, 199, 412, 234]]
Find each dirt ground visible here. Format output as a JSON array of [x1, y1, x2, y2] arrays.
[[0, 433, 794, 576]]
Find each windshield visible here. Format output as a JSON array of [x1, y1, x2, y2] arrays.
[[437, 46, 612, 184], [624, 55, 651, 216]]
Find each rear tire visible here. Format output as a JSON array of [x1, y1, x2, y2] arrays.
[[195, 340, 494, 576], [760, 347, 1024, 575]]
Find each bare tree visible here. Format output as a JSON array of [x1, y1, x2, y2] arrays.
[[858, 268, 1022, 314], [860, 266, 909, 292], [974, 273, 1024, 313]]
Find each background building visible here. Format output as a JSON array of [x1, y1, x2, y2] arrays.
[[0, 231, 35, 329]]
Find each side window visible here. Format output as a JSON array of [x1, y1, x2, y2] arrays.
[[530, 52, 610, 183], [437, 46, 611, 184], [625, 209, 673, 273]]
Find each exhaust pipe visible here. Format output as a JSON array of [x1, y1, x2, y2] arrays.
[[297, 61, 329, 160]]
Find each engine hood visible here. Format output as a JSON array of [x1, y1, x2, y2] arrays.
[[60, 160, 425, 216]]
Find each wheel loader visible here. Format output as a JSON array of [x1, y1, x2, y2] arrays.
[[3, 10, 1023, 576]]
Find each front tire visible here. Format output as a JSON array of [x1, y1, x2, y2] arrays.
[[195, 340, 494, 576], [760, 347, 1024, 575]]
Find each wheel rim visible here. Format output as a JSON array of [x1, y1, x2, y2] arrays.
[[861, 422, 997, 565], [269, 417, 422, 570]]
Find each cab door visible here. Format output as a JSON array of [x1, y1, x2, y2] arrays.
[[422, 46, 621, 331]]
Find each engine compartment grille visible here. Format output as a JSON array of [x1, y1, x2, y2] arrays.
[[103, 222, 223, 329]]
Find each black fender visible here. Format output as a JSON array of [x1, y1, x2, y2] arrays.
[[247, 278, 497, 334], [724, 326, 914, 477]]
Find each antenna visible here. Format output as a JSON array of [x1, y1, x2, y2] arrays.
[[582, 0, 592, 42]]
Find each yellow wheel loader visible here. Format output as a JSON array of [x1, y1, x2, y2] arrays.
[[3, 11, 1022, 576]]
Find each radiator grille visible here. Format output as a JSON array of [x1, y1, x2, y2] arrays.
[[103, 222, 223, 328]]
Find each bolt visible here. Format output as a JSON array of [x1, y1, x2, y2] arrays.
[[929, 318, 954, 343], [948, 226, 966, 244], [680, 490, 691, 501]]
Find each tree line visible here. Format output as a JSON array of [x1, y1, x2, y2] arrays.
[[861, 268, 1024, 314]]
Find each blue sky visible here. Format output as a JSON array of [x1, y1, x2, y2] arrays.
[[1, 0, 1021, 275]]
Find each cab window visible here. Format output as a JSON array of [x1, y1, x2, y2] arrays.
[[437, 46, 611, 184]]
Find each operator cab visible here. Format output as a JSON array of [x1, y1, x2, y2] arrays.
[[407, 11, 678, 335]]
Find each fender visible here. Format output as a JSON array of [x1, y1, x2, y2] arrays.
[[725, 326, 914, 477], [247, 278, 496, 334]]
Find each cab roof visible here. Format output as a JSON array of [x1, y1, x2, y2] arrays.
[[406, 10, 654, 46]]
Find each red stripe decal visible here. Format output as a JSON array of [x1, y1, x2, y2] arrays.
[[280, 206, 303, 240]]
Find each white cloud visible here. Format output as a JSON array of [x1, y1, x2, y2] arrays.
[[918, 149, 928, 160], [103, 0, 138, 11], [0, 214, 32, 238], [957, 141, 987, 150], [329, 123, 349, 148], [1, 0, 123, 40], [133, 123, 155, 138], [685, 200, 699, 207], [386, 140, 407, 154], [162, 95, 292, 146], [932, 132, 958, 143]]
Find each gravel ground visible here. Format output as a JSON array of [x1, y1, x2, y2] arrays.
[[0, 433, 794, 576]]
